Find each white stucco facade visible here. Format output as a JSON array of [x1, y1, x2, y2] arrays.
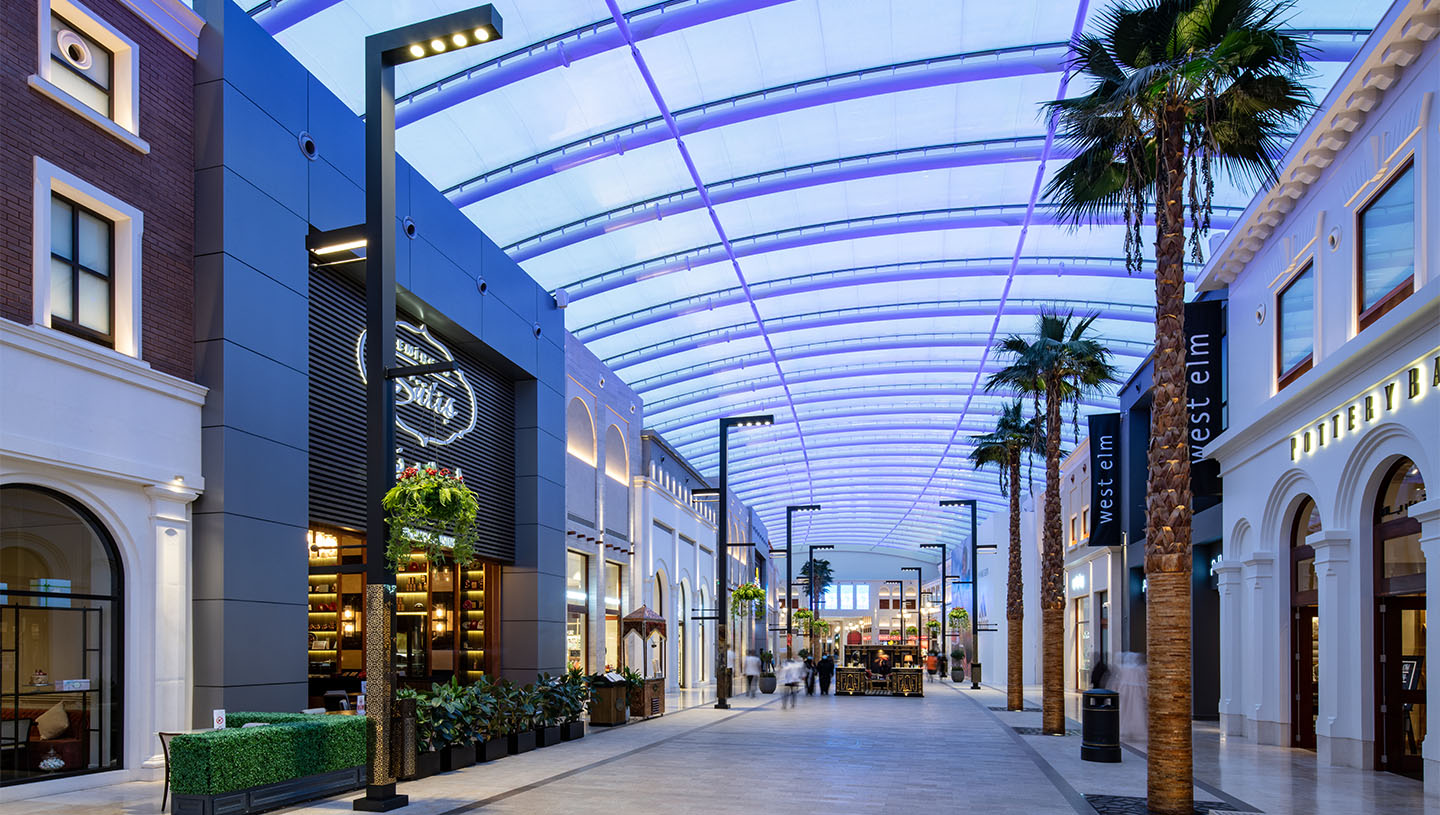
[[1199, 0, 1440, 794], [0, 320, 205, 796]]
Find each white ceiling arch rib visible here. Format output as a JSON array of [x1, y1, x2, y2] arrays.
[[262, 0, 1386, 555]]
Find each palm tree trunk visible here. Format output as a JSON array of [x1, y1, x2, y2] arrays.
[[1007, 449, 1024, 711], [1042, 379, 1064, 735], [1147, 101, 1194, 815]]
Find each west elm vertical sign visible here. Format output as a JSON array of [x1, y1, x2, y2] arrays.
[[1088, 412, 1121, 548], [1185, 300, 1224, 497]]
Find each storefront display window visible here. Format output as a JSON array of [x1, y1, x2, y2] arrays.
[[566, 552, 588, 673], [604, 562, 622, 670], [0, 485, 121, 786], [1075, 596, 1092, 688]]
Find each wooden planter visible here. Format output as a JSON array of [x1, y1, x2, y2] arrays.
[[440, 743, 475, 771], [561, 720, 585, 741], [589, 685, 629, 726], [506, 730, 535, 755], [173, 766, 363, 815], [627, 678, 665, 719], [477, 737, 508, 762], [533, 725, 562, 747]]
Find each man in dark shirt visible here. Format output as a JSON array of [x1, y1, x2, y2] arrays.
[[818, 654, 835, 695]]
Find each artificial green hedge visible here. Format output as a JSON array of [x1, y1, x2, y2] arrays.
[[169, 713, 366, 795]]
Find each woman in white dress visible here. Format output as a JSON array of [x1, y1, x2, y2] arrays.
[[1116, 652, 1148, 744]]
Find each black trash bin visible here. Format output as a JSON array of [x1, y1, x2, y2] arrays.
[[1081, 689, 1121, 763]]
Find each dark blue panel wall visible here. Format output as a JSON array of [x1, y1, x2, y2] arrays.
[[191, 0, 565, 719]]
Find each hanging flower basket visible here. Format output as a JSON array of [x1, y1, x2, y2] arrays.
[[793, 608, 814, 632], [925, 619, 941, 633], [731, 582, 766, 618], [382, 466, 480, 572], [949, 607, 970, 631]]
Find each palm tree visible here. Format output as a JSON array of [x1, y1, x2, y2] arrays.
[[986, 310, 1119, 736], [1042, 3, 1311, 811], [969, 400, 1045, 711], [798, 558, 834, 604]]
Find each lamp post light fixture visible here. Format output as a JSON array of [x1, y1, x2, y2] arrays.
[[785, 504, 822, 659], [940, 499, 998, 690], [901, 566, 922, 652], [714, 414, 774, 710], [355, 8, 503, 812], [806, 544, 834, 655], [920, 542, 950, 679]]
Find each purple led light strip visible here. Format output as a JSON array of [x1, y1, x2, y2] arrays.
[[603, 0, 815, 505], [873, 0, 1095, 550]]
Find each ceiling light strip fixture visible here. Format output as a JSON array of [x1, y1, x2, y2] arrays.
[[603, 0, 815, 506], [872, 0, 1095, 550]]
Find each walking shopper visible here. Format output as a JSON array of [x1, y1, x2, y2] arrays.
[[744, 650, 761, 698], [803, 656, 817, 695], [924, 650, 938, 682], [1116, 652, 1147, 743], [818, 653, 835, 695], [781, 659, 802, 709], [1090, 652, 1109, 690]]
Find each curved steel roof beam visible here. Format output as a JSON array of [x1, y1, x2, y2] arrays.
[[629, 330, 1155, 392], [659, 405, 1081, 450], [393, 0, 791, 126], [655, 389, 1115, 437], [689, 429, 1075, 468], [577, 256, 1196, 342], [508, 137, 1064, 259], [605, 297, 1155, 372], [646, 362, 996, 415], [443, 31, 1365, 206], [249, 0, 343, 35], [562, 206, 1241, 301], [726, 479, 1018, 505]]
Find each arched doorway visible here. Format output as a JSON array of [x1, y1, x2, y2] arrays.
[[0, 485, 123, 785], [677, 583, 688, 687], [1373, 459, 1426, 778], [1289, 496, 1320, 749], [652, 573, 665, 677]]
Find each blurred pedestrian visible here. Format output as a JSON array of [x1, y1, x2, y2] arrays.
[[781, 659, 802, 709], [804, 656, 817, 695], [744, 650, 761, 698], [818, 654, 835, 695], [1116, 652, 1147, 743]]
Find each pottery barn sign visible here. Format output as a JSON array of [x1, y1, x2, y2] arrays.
[[1289, 350, 1440, 461], [1185, 300, 1223, 496], [355, 321, 479, 448], [1087, 412, 1122, 548]]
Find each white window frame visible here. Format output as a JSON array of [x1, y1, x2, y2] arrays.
[[30, 0, 149, 153], [33, 156, 144, 359]]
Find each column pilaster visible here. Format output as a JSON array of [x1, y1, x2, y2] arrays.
[[1215, 560, 1245, 736], [1242, 551, 1281, 744], [1410, 498, 1440, 801], [1310, 528, 1369, 768], [141, 483, 200, 769]]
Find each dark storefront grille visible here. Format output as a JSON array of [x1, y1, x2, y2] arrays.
[[308, 268, 517, 562]]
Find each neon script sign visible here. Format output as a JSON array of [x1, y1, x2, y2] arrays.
[[1289, 350, 1439, 461], [356, 322, 479, 448]]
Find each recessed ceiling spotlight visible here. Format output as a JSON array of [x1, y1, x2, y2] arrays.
[[430, 39, 446, 52]]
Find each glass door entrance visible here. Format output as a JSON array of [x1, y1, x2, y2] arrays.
[[1377, 598, 1425, 778], [1291, 605, 1318, 749]]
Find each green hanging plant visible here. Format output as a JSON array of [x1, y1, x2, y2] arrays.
[[925, 619, 941, 633], [949, 607, 970, 632], [382, 465, 480, 572], [811, 619, 831, 638], [793, 608, 814, 632], [905, 625, 919, 636], [731, 582, 766, 618]]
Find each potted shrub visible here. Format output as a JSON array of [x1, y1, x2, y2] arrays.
[[559, 668, 588, 740], [620, 666, 647, 718], [430, 678, 477, 771], [396, 687, 442, 779], [465, 677, 507, 763], [950, 647, 966, 683], [759, 650, 778, 694], [534, 674, 565, 747], [497, 681, 538, 754]]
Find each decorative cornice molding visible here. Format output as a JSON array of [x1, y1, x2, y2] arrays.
[[1197, 0, 1439, 291], [116, 0, 205, 58]]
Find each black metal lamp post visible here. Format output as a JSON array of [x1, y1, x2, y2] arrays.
[[806, 544, 833, 655], [940, 499, 997, 690], [785, 505, 821, 659], [921, 543, 949, 679], [354, 9, 502, 812], [714, 415, 773, 710], [901, 566, 922, 656]]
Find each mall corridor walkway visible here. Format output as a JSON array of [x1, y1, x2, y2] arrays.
[[11, 683, 1426, 815]]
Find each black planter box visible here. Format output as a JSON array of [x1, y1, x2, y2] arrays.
[[533, 725, 562, 748], [561, 720, 585, 741], [507, 730, 535, 755], [411, 750, 441, 780], [441, 743, 476, 771], [172, 766, 362, 815], [760, 675, 778, 694], [951, 668, 965, 683], [477, 737, 508, 762]]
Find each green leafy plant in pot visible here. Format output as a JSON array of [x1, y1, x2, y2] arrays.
[[464, 676, 506, 762], [759, 649, 778, 694], [382, 466, 481, 572], [495, 681, 539, 755], [425, 677, 478, 771], [558, 667, 588, 740], [533, 673, 567, 747], [731, 582, 766, 618]]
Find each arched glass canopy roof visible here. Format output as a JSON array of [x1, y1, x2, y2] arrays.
[[250, 0, 1382, 553]]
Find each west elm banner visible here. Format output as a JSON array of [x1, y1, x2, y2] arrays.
[[1185, 300, 1224, 497], [1087, 412, 1122, 548]]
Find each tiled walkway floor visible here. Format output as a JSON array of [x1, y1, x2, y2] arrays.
[[6, 680, 1429, 814]]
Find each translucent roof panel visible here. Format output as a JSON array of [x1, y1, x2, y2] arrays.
[[253, 0, 1386, 553]]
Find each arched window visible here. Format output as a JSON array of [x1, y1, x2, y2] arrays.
[[1372, 458, 1426, 776], [565, 399, 595, 465], [604, 426, 628, 484], [1, 485, 123, 783], [1290, 496, 1320, 604], [1288, 495, 1320, 750]]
